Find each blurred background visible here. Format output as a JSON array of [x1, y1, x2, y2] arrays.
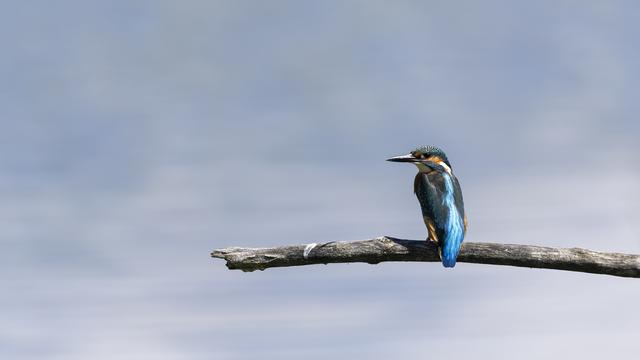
[[2, 1, 639, 359]]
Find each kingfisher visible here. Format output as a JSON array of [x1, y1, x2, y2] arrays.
[[387, 145, 467, 268]]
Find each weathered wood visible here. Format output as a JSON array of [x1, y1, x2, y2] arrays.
[[211, 237, 640, 278]]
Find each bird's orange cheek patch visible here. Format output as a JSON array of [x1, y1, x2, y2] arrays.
[[428, 156, 452, 174]]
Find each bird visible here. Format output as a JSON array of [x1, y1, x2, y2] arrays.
[[387, 145, 467, 268]]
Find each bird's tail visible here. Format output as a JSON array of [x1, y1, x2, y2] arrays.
[[440, 235, 463, 268]]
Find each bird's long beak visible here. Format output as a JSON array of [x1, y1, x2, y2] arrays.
[[386, 154, 416, 163]]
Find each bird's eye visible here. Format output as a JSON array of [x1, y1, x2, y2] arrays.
[[416, 153, 425, 159]]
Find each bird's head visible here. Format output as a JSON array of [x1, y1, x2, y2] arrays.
[[387, 145, 452, 173]]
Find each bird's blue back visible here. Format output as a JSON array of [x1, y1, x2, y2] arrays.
[[414, 169, 466, 267]]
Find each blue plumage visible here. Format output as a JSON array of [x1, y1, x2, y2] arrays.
[[440, 172, 465, 267], [388, 146, 467, 268]]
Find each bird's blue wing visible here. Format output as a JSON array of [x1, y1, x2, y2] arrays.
[[414, 171, 449, 233]]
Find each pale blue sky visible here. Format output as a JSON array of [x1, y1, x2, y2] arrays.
[[1, 1, 639, 359]]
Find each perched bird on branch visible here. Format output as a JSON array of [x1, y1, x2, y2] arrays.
[[387, 146, 467, 267]]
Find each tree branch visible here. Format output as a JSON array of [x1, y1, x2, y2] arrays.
[[211, 237, 640, 278]]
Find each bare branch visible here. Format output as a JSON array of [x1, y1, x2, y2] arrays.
[[211, 237, 640, 278]]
